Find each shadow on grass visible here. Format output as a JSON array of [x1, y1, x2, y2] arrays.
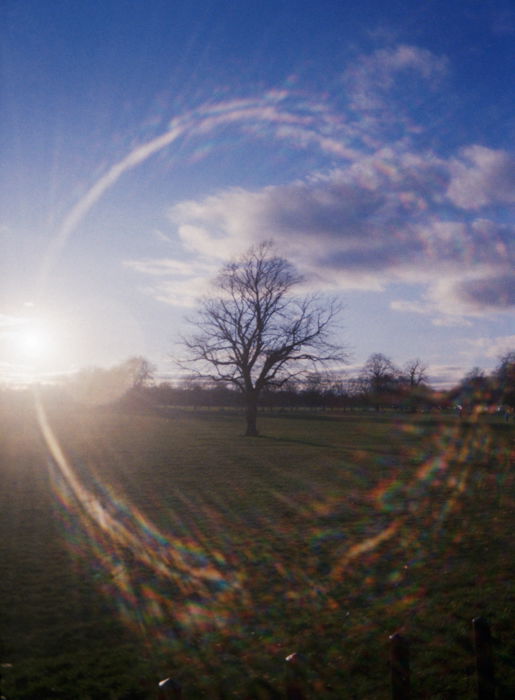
[[256, 433, 335, 448], [160, 407, 490, 426]]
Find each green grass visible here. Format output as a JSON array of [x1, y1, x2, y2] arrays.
[[0, 399, 513, 698]]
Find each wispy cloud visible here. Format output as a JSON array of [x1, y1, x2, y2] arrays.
[[124, 258, 217, 307], [122, 44, 513, 327], [124, 258, 214, 277], [342, 44, 448, 119]]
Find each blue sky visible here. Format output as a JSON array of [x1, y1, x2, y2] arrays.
[[1, 0, 514, 387]]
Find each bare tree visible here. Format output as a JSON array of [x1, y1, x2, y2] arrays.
[[181, 242, 346, 435], [402, 358, 428, 387], [123, 356, 156, 389], [494, 351, 515, 408], [361, 353, 398, 392], [360, 353, 399, 409]]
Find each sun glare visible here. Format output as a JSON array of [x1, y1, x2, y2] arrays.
[[2, 311, 78, 384], [9, 318, 65, 374], [18, 327, 52, 359]]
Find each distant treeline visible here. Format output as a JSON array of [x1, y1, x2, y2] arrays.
[[2, 351, 513, 413], [131, 367, 512, 414], [136, 378, 434, 412], [127, 350, 514, 413]]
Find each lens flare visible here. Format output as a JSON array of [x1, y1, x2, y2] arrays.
[[32, 391, 513, 680], [40, 91, 355, 285], [34, 391, 248, 651]]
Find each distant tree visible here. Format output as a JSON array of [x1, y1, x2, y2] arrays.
[[68, 365, 126, 405], [402, 358, 428, 387], [67, 358, 155, 406], [181, 242, 346, 436], [324, 378, 347, 410], [301, 373, 324, 409], [347, 376, 368, 400], [454, 367, 491, 410], [123, 356, 156, 389], [493, 351, 515, 408], [360, 353, 399, 408]]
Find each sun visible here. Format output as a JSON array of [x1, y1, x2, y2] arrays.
[[17, 327, 53, 359], [2, 313, 72, 383], [11, 319, 60, 366]]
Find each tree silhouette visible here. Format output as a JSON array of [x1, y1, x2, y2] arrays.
[[181, 242, 346, 435], [402, 358, 428, 387], [360, 353, 399, 410], [494, 351, 515, 409], [124, 356, 156, 389]]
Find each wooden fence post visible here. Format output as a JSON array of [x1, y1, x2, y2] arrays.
[[390, 633, 410, 700], [158, 677, 182, 699], [285, 653, 306, 700], [473, 617, 495, 700]]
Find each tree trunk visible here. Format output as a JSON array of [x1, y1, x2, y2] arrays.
[[244, 391, 259, 436]]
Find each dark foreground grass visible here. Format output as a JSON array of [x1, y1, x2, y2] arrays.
[[0, 398, 513, 698]]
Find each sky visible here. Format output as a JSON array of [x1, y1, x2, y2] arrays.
[[1, 0, 514, 388]]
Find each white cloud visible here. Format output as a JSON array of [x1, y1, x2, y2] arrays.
[[464, 335, 515, 360], [166, 152, 445, 273], [154, 149, 514, 314], [447, 146, 515, 209]]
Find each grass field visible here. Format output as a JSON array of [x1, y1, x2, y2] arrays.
[[0, 397, 513, 698]]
